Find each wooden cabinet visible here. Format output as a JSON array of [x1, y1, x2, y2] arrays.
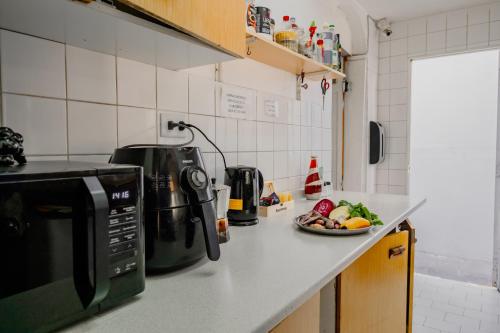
[[336, 228, 414, 333], [270, 292, 320, 333], [117, 0, 246, 57], [269, 222, 415, 333]]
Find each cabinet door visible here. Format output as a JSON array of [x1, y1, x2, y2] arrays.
[[337, 231, 409, 333], [118, 0, 246, 57], [270, 292, 320, 333]]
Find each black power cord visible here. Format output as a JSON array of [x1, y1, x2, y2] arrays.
[[168, 121, 227, 170]]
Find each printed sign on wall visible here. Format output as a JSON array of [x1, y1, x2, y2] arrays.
[[220, 85, 256, 120], [263, 98, 279, 118]]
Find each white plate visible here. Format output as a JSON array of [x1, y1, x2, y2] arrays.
[[294, 216, 374, 236]]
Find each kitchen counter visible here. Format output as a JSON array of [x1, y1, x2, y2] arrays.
[[64, 191, 425, 333]]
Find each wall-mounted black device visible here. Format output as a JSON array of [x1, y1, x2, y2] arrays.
[[369, 121, 385, 165]]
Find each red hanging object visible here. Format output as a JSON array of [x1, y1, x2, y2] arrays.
[[304, 156, 322, 200]]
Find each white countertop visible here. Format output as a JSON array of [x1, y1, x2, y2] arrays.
[[65, 191, 425, 333]]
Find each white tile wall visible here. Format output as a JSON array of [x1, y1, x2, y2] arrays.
[[273, 151, 288, 179], [408, 18, 427, 36], [117, 57, 156, 109], [0, 29, 334, 192], [68, 101, 117, 154], [427, 14, 447, 32], [447, 9, 467, 29], [468, 23, 490, 48], [66, 45, 116, 104], [288, 125, 300, 151], [157, 67, 188, 113], [446, 27, 467, 51], [274, 123, 288, 151], [237, 152, 256, 167], [428, 31, 446, 52], [189, 76, 215, 116], [408, 34, 427, 56], [468, 5, 490, 25], [2, 94, 67, 155], [237, 119, 257, 152], [257, 151, 274, 181], [216, 117, 238, 152], [376, 2, 500, 194], [379, 58, 390, 74], [0, 30, 66, 98], [118, 106, 156, 146]]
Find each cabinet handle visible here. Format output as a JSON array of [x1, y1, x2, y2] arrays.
[[388, 245, 406, 259]]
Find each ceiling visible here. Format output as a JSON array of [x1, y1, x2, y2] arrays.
[[354, 0, 495, 21]]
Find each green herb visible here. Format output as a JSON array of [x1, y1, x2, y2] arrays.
[[337, 200, 384, 226]]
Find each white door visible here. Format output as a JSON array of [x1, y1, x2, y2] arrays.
[[409, 50, 499, 284]]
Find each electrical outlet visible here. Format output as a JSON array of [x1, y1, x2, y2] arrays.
[[159, 113, 187, 138]]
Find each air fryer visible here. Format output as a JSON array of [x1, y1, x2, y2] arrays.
[[110, 146, 220, 272]]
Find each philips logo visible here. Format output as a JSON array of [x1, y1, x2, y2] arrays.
[[182, 160, 193, 164]]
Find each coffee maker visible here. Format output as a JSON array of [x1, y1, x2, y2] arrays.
[[225, 166, 263, 226], [110, 146, 220, 272]]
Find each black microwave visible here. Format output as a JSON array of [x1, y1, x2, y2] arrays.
[[0, 161, 145, 332]]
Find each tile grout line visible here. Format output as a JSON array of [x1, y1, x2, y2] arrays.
[[64, 44, 69, 161], [0, 31, 3, 127], [115, 55, 119, 148]]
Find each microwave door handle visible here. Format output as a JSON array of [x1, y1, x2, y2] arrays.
[[81, 177, 110, 308]]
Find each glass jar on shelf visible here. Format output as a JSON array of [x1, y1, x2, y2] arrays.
[[274, 15, 298, 52]]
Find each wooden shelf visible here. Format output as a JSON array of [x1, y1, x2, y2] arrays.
[[245, 31, 346, 81]]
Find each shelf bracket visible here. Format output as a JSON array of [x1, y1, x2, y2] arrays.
[[246, 35, 257, 45], [296, 71, 308, 100]]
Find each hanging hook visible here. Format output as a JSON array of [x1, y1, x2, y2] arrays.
[[298, 71, 307, 89], [247, 46, 252, 56]]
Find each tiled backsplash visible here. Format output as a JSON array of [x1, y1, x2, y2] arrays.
[[0, 29, 334, 192], [376, 2, 500, 195]]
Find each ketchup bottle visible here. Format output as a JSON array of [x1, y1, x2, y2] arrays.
[[304, 156, 322, 200]]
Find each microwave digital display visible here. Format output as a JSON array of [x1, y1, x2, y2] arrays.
[[100, 174, 138, 208], [112, 190, 130, 201]]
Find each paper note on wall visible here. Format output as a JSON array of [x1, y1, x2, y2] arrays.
[[263, 99, 279, 118], [220, 85, 255, 119]]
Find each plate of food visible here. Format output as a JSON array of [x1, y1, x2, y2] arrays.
[[294, 199, 383, 236]]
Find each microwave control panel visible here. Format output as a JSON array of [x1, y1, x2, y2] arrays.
[[99, 173, 141, 278]]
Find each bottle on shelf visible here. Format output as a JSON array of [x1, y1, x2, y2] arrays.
[[279, 15, 291, 30], [303, 21, 317, 58], [320, 24, 336, 68], [245, 0, 256, 33], [336, 34, 343, 72], [315, 38, 324, 64], [270, 18, 276, 41], [255, 6, 272, 40], [297, 27, 308, 56]]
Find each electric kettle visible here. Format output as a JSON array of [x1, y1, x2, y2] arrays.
[[224, 166, 263, 226]]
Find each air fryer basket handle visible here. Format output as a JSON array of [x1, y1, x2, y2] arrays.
[[199, 201, 221, 261], [80, 177, 110, 308], [181, 167, 221, 261]]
